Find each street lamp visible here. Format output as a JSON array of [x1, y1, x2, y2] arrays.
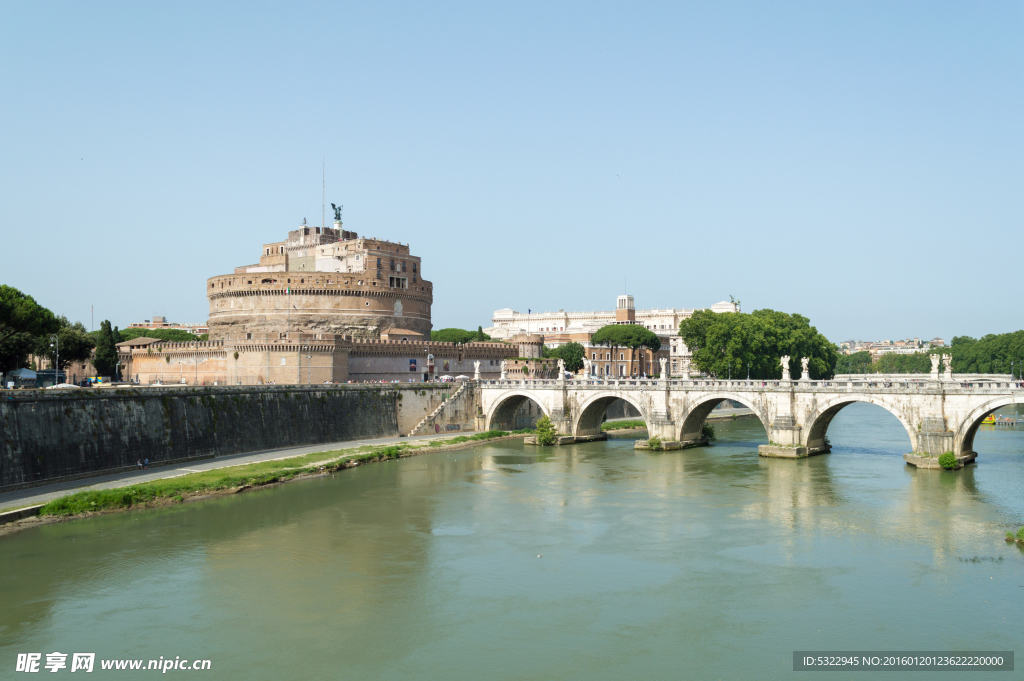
[[49, 334, 59, 386]]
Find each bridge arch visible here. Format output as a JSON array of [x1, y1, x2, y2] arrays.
[[803, 395, 917, 453], [955, 396, 1024, 456], [573, 391, 651, 437], [676, 393, 771, 443], [485, 390, 550, 432]]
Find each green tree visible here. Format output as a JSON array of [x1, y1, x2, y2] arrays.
[[590, 325, 661, 377], [475, 326, 490, 341], [35, 316, 96, 372], [0, 285, 59, 345], [92, 320, 123, 378], [679, 309, 837, 379], [0, 332, 37, 374], [430, 327, 488, 344], [871, 352, 935, 374], [534, 415, 557, 445], [543, 341, 586, 373], [946, 331, 1024, 375], [834, 351, 873, 375]]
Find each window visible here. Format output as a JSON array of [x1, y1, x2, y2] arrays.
[[390, 258, 395, 270], [377, 257, 381, 268], [401, 261, 407, 272], [281, 358, 286, 365], [620, 353, 624, 360], [389, 276, 408, 289], [412, 263, 417, 273], [592, 353, 596, 360]]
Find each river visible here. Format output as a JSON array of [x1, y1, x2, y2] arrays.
[[2, 403, 1023, 679]]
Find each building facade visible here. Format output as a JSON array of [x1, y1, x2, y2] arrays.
[[127, 315, 210, 336], [486, 295, 738, 379]]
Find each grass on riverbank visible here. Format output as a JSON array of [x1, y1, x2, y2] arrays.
[[602, 419, 647, 431], [39, 429, 532, 518]]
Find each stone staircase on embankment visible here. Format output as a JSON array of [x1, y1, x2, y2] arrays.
[[407, 382, 470, 437]]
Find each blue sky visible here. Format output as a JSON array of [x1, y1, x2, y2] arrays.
[[2, 1, 1021, 342]]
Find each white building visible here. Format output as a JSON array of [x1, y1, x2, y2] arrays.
[[484, 297, 739, 377]]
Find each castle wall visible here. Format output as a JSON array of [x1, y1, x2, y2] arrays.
[[122, 343, 228, 385], [120, 338, 518, 386], [0, 385, 409, 491], [206, 276, 433, 340]]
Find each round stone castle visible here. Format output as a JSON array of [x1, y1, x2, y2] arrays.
[[207, 222, 432, 340]]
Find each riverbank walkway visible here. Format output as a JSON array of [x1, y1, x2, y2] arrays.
[[2, 408, 757, 515], [0, 430, 461, 514]]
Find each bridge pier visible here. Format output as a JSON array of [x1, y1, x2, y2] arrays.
[[758, 415, 822, 458]]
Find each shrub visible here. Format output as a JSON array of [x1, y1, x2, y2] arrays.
[[535, 415, 557, 445], [702, 422, 716, 441], [938, 452, 957, 470], [647, 436, 662, 451], [1017, 527, 1024, 542]]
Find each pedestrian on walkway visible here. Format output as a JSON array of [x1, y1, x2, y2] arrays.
[[136, 459, 142, 469], [143, 458, 149, 469]]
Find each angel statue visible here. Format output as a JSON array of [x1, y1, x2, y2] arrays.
[[557, 358, 566, 379], [331, 203, 343, 221], [780, 355, 790, 379]]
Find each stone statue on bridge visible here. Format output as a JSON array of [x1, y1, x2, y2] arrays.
[[659, 357, 667, 380], [800, 357, 810, 381], [557, 358, 565, 380], [474, 360, 481, 381], [780, 355, 790, 380], [943, 354, 953, 380], [500, 360, 508, 380], [583, 357, 591, 378], [930, 353, 941, 379]]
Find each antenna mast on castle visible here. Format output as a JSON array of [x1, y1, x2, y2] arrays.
[[322, 158, 325, 230]]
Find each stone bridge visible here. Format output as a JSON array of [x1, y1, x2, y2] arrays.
[[479, 376, 1024, 467]]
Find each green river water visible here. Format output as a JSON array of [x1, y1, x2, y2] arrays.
[[2, 403, 1024, 680]]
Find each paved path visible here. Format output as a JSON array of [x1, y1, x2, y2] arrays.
[[706, 406, 754, 419], [0, 431, 459, 513]]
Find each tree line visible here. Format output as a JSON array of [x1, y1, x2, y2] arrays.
[[835, 331, 1024, 376], [1, 285, 206, 381], [681, 308, 1023, 379]]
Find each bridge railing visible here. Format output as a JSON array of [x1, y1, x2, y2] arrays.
[[478, 378, 1024, 393]]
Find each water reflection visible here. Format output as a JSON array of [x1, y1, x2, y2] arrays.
[[1, 409, 1023, 680]]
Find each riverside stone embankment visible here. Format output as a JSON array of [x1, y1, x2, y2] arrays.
[[0, 384, 474, 492]]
